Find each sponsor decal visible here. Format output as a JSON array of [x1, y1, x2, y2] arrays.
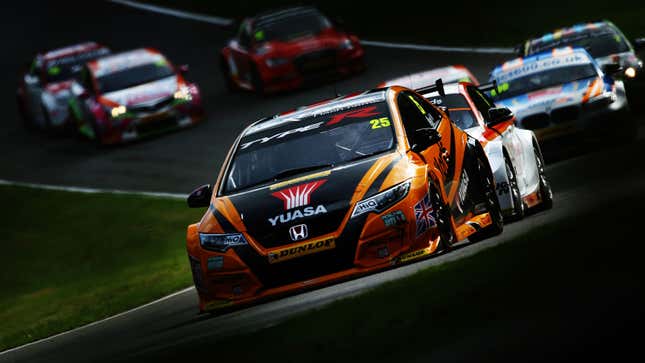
[[326, 106, 380, 125], [496, 53, 589, 83], [271, 180, 327, 210], [240, 122, 324, 150], [456, 171, 470, 213], [397, 247, 431, 263], [289, 224, 309, 241], [381, 210, 406, 227], [415, 194, 437, 236], [268, 237, 336, 264], [268, 205, 328, 227], [207, 256, 224, 271]]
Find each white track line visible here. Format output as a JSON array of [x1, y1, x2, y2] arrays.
[[0, 287, 195, 356], [107, 0, 514, 54], [0, 179, 186, 199]]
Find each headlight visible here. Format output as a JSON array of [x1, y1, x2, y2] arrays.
[[265, 58, 289, 67], [625, 67, 637, 79], [339, 38, 354, 51], [110, 105, 127, 118], [351, 181, 411, 218], [199, 233, 248, 252], [174, 86, 192, 101]]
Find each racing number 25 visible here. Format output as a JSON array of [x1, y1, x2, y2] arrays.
[[370, 117, 391, 129]]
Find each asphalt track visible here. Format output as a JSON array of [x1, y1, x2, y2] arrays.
[[1, 1, 644, 362]]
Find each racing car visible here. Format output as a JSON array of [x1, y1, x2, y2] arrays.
[[488, 47, 632, 142], [516, 20, 644, 109], [220, 6, 365, 94], [17, 42, 111, 131], [379, 65, 479, 88], [419, 80, 552, 221], [185, 86, 503, 312], [69, 48, 204, 144]]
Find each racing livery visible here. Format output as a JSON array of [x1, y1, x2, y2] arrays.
[[17, 42, 111, 131], [379, 65, 479, 88], [69, 48, 204, 144], [489, 47, 631, 142], [220, 6, 365, 94], [517, 20, 644, 108], [420, 81, 552, 221], [185, 86, 503, 312]]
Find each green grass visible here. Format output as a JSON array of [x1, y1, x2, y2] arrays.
[[157, 194, 645, 362], [0, 186, 203, 351], [143, 0, 645, 46]]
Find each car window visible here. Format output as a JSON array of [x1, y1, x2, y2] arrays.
[[426, 93, 479, 130], [238, 21, 252, 48], [397, 92, 440, 148]]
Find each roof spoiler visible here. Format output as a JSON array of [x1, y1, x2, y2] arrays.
[[415, 78, 445, 97]]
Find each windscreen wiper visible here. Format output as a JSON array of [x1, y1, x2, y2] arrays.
[[272, 163, 334, 181]]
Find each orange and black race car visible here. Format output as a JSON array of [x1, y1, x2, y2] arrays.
[[185, 86, 502, 312]]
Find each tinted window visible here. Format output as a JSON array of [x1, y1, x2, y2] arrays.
[[491, 64, 597, 100], [254, 11, 332, 43], [96, 62, 175, 93], [397, 92, 440, 147], [224, 101, 395, 194], [426, 93, 479, 130], [531, 31, 630, 58]]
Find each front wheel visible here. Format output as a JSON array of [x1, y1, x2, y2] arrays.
[[503, 151, 525, 222], [533, 142, 553, 211], [219, 56, 237, 92], [430, 183, 454, 252], [469, 144, 503, 242]]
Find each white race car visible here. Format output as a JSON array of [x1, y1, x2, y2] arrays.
[[17, 42, 111, 131], [379, 65, 479, 88], [419, 80, 553, 221]]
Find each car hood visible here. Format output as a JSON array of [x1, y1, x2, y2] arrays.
[[494, 77, 604, 118], [208, 153, 399, 249], [101, 75, 178, 107]]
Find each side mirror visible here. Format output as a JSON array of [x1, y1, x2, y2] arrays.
[[187, 184, 212, 208], [601, 63, 622, 75], [633, 38, 645, 52], [178, 64, 189, 75], [487, 107, 514, 126], [411, 128, 441, 153]]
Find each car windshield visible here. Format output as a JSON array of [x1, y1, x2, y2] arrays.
[[491, 64, 597, 100], [96, 62, 175, 93], [425, 94, 479, 130], [44, 48, 110, 83], [224, 100, 395, 194], [530, 31, 630, 58], [254, 11, 332, 42]]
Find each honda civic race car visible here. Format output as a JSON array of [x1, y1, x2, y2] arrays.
[[220, 6, 365, 94], [69, 48, 204, 145], [419, 80, 552, 221], [17, 42, 111, 131], [379, 65, 479, 88], [516, 20, 644, 109], [185, 86, 503, 312], [488, 47, 632, 142]]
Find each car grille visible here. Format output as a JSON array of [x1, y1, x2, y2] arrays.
[[136, 115, 177, 135], [129, 96, 174, 114], [294, 49, 337, 75], [521, 113, 550, 130], [550, 106, 580, 124]]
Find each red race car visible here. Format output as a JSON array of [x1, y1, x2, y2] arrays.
[[220, 6, 365, 94]]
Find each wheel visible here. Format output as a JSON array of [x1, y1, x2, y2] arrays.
[[219, 56, 236, 92], [533, 142, 553, 211], [430, 183, 454, 252], [250, 64, 265, 95], [469, 144, 503, 242], [41, 103, 53, 131], [503, 150, 525, 222]]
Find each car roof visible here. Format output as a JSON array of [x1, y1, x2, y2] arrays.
[[381, 65, 476, 89], [524, 20, 616, 54], [491, 47, 594, 78], [87, 48, 167, 77], [41, 42, 106, 61], [242, 89, 388, 137]]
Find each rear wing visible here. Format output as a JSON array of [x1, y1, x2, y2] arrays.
[[415, 78, 445, 97]]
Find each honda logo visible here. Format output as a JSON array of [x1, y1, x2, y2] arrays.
[[289, 224, 309, 241], [272, 179, 326, 210]]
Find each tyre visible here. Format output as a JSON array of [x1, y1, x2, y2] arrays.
[[430, 183, 454, 252], [250, 64, 265, 95], [533, 142, 553, 211], [502, 150, 525, 222], [469, 144, 503, 242], [219, 56, 236, 92], [41, 103, 53, 131]]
